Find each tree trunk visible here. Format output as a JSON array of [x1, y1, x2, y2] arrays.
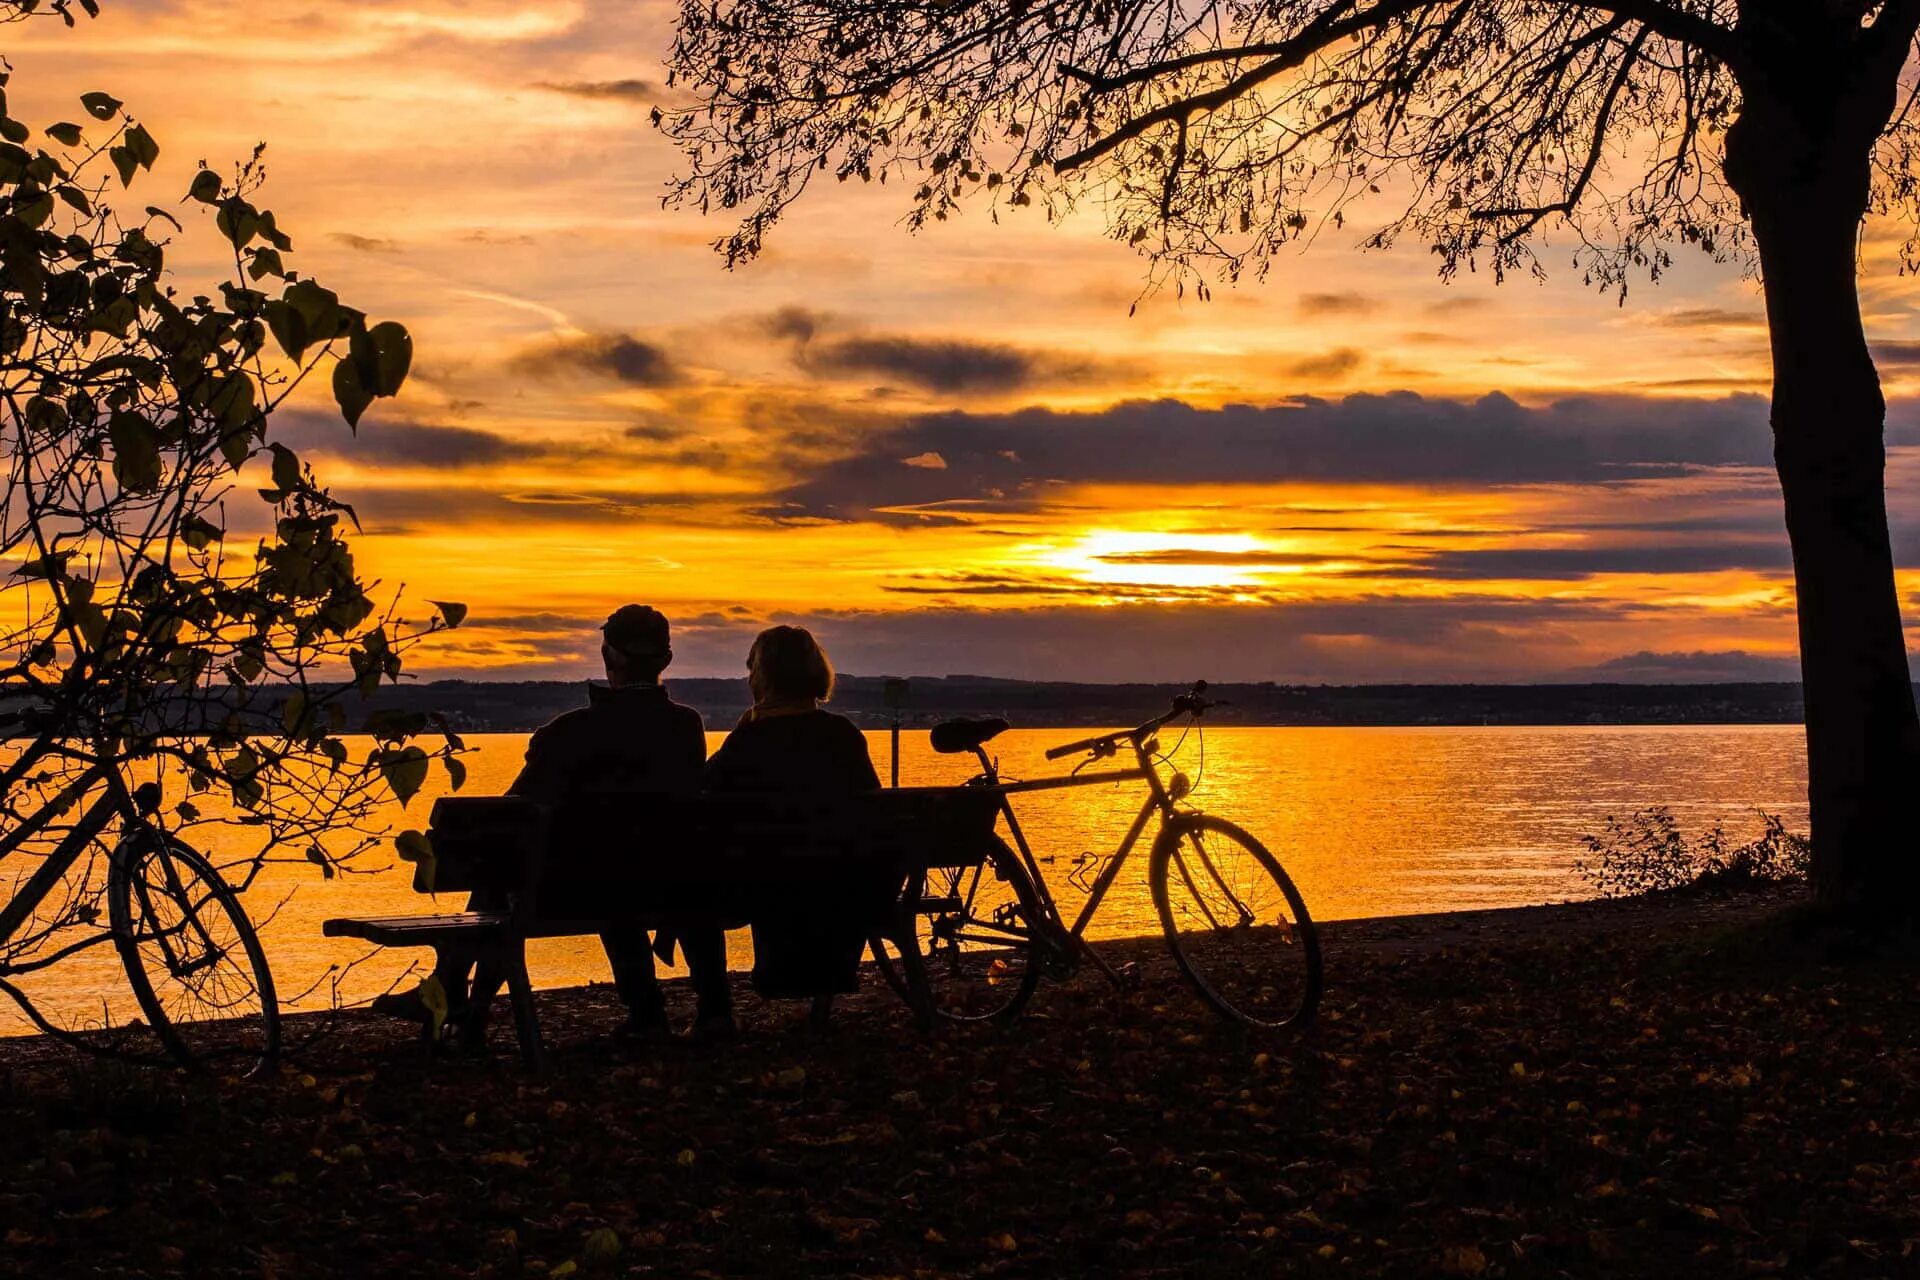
[[1732, 119, 1920, 918]]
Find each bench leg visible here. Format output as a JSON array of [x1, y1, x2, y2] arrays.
[[502, 940, 547, 1073]]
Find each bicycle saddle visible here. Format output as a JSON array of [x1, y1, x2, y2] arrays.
[[929, 716, 1010, 754]]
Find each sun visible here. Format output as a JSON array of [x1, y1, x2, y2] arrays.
[[1046, 530, 1272, 592]]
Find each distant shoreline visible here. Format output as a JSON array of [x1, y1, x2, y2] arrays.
[[348, 676, 1822, 733]]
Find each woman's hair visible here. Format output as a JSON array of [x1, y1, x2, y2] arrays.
[[747, 625, 835, 703]]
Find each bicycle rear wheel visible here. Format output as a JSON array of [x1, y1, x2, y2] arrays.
[[873, 835, 1043, 1024], [1149, 815, 1321, 1030], [110, 829, 279, 1072]]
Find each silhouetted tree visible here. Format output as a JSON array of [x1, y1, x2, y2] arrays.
[[0, 3, 464, 1042], [661, 0, 1920, 918]]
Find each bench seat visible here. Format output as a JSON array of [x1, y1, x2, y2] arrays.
[[323, 912, 511, 946]]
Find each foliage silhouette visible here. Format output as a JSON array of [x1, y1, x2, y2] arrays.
[[658, 0, 1920, 918], [1577, 807, 1810, 899], [0, 2, 463, 1044]]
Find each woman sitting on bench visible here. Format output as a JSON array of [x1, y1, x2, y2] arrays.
[[704, 626, 880, 1025]]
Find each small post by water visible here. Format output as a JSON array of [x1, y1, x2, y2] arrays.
[[883, 677, 909, 787]]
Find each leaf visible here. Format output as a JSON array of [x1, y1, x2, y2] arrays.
[[580, 1228, 622, 1266], [14, 190, 52, 228], [216, 197, 259, 249], [355, 319, 412, 396], [80, 91, 122, 120], [479, 1150, 529, 1168], [262, 299, 307, 361], [283, 277, 342, 342], [123, 122, 158, 168], [430, 600, 468, 629], [0, 118, 25, 144], [108, 412, 163, 491], [394, 828, 433, 863], [443, 754, 467, 791], [45, 122, 82, 146], [268, 441, 302, 493], [187, 167, 221, 204], [179, 513, 223, 551], [332, 354, 372, 428], [10, 550, 73, 580], [380, 747, 431, 804], [108, 145, 135, 187]]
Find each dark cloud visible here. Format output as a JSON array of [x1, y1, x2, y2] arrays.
[[763, 306, 827, 345], [273, 413, 543, 469], [1393, 542, 1795, 580], [536, 78, 652, 100], [514, 333, 682, 386], [806, 336, 1096, 394], [346, 485, 708, 529], [1872, 341, 1920, 369], [766, 392, 1777, 525], [1296, 292, 1378, 317], [1649, 308, 1766, 330], [330, 232, 401, 253], [764, 309, 1106, 394], [1279, 348, 1365, 380]]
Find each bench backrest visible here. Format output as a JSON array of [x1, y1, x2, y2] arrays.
[[421, 787, 1002, 922]]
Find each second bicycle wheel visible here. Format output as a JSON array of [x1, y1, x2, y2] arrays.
[[110, 828, 280, 1072], [1149, 814, 1321, 1030], [873, 835, 1043, 1024]]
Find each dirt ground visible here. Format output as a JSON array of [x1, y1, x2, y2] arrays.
[[2, 884, 1915, 1278]]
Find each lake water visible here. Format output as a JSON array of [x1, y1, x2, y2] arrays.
[[1, 724, 1808, 1035]]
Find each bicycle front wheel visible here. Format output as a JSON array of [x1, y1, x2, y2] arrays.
[[110, 829, 279, 1071], [1149, 815, 1321, 1030]]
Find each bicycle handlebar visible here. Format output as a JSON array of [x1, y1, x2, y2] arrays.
[[1042, 682, 1219, 761]]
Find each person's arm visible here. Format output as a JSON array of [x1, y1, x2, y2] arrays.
[[673, 708, 708, 791], [506, 725, 562, 803], [843, 718, 881, 792]]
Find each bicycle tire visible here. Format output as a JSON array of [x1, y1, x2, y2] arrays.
[[1149, 814, 1321, 1031], [872, 835, 1043, 1025], [110, 828, 280, 1072]]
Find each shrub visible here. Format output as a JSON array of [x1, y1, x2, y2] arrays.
[[1576, 808, 1810, 899]]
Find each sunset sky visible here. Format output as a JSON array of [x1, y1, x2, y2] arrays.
[[21, 1, 1920, 683]]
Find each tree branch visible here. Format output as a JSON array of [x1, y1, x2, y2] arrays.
[[1550, 0, 1741, 69], [1054, 0, 1437, 173], [1471, 24, 1650, 243]]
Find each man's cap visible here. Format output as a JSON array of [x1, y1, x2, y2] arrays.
[[602, 604, 670, 657]]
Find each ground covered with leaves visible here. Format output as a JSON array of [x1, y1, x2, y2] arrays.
[[2, 887, 1915, 1278]]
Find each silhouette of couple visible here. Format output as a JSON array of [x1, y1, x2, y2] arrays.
[[381, 607, 879, 1044]]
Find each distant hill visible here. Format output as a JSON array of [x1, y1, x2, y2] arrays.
[[350, 676, 1815, 733]]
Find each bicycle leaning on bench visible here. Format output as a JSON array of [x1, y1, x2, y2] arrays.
[[871, 682, 1323, 1031]]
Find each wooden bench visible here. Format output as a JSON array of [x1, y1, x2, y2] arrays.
[[324, 788, 1001, 1069]]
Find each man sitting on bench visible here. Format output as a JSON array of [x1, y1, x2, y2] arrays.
[[376, 604, 734, 1042]]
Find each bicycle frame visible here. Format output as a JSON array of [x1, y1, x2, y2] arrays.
[[0, 765, 122, 955], [966, 724, 1190, 983]]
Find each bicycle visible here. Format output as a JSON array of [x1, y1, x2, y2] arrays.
[[0, 712, 279, 1071], [872, 682, 1322, 1030]]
